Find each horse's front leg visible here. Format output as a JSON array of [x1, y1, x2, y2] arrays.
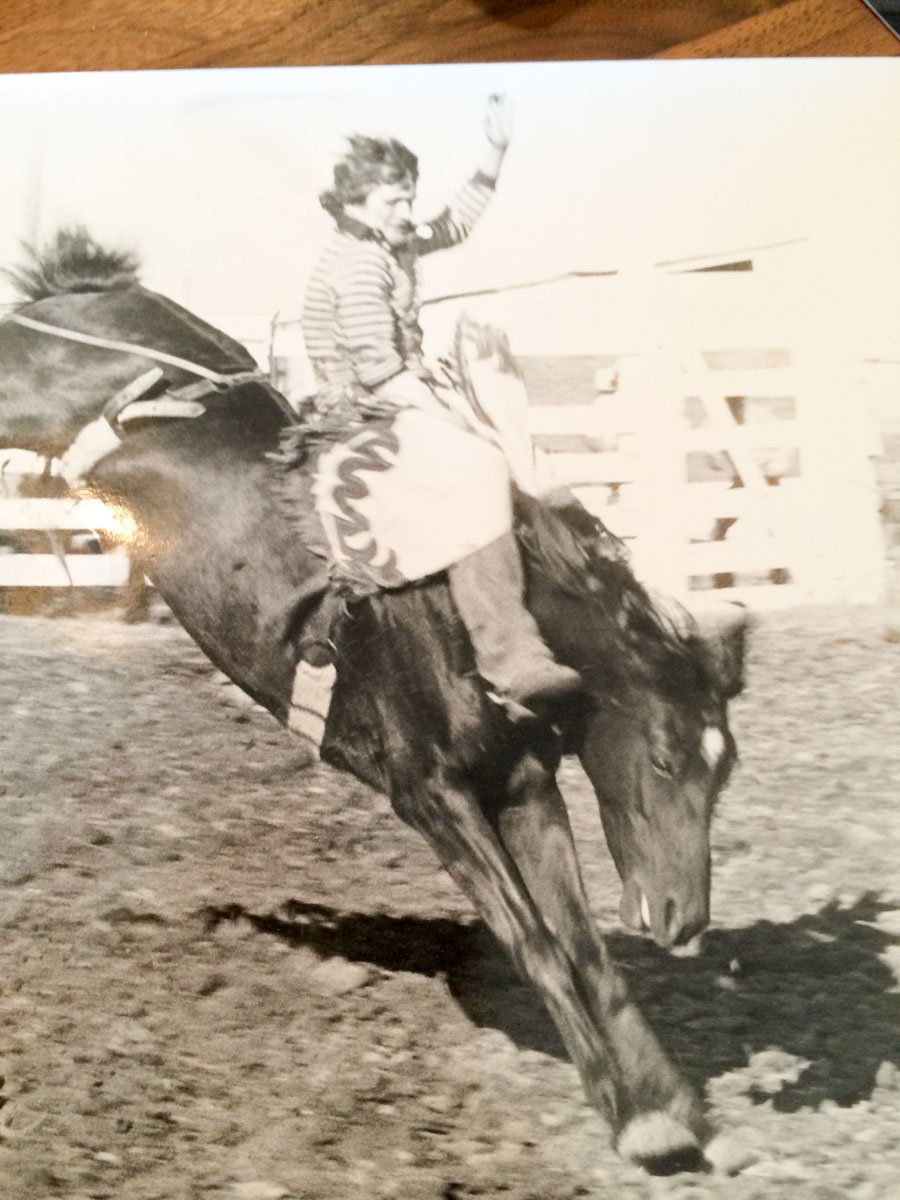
[[392, 763, 706, 1173], [496, 752, 713, 1169]]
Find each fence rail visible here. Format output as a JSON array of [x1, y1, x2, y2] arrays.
[[0, 497, 129, 589], [524, 346, 885, 606]]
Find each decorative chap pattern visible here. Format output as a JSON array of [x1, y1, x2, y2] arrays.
[[313, 422, 405, 589]]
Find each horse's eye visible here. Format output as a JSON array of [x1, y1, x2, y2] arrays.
[[649, 754, 673, 779]]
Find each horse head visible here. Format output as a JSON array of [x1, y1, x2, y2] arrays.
[[579, 601, 746, 949], [522, 497, 748, 951]]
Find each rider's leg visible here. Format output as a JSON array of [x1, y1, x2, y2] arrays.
[[320, 399, 581, 710], [449, 531, 581, 710]]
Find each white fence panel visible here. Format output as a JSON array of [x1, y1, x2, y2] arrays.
[[0, 498, 121, 531], [525, 343, 885, 605], [0, 496, 130, 591], [0, 553, 130, 588]]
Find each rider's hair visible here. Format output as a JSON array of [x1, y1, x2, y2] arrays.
[[319, 136, 419, 218]]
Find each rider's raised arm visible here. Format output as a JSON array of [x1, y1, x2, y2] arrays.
[[479, 93, 513, 184], [411, 95, 512, 257]]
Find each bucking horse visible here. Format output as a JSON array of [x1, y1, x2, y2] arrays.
[[0, 235, 749, 1175]]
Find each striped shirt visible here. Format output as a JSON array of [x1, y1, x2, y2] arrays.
[[302, 171, 496, 405]]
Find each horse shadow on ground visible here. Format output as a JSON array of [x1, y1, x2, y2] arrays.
[[202, 892, 900, 1111]]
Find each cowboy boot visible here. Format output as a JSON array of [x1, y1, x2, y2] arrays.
[[448, 531, 582, 709]]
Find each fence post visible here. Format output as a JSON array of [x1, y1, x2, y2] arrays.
[[613, 265, 688, 597]]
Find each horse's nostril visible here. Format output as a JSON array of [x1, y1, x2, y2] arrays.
[[663, 898, 680, 941]]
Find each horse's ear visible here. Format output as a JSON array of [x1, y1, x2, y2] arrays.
[[688, 603, 750, 700]]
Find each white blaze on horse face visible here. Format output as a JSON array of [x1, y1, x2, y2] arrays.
[[640, 893, 651, 930], [701, 726, 726, 770]]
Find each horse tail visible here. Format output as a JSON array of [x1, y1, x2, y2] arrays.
[[4, 226, 141, 303]]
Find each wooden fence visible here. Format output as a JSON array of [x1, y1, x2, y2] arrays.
[[421, 252, 888, 608], [528, 351, 806, 605], [526, 347, 887, 607], [0, 495, 129, 591]]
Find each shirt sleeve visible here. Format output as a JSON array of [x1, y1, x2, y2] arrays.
[[330, 246, 405, 389], [411, 170, 497, 257]]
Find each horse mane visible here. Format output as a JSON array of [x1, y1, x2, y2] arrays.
[[516, 492, 711, 701], [4, 226, 141, 303]]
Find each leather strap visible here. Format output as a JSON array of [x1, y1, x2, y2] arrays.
[[7, 312, 264, 385]]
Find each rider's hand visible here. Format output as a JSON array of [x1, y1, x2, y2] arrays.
[[372, 371, 450, 418], [371, 372, 471, 430], [484, 94, 513, 152]]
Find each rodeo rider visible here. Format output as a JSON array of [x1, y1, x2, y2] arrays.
[[302, 94, 580, 713]]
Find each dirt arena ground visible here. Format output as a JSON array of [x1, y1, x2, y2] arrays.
[[1, 604, 898, 1200]]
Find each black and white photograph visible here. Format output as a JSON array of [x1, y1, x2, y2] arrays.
[[0, 59, 898, 1199]]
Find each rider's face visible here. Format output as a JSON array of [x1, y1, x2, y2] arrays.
[[351, 179, 416, 246]]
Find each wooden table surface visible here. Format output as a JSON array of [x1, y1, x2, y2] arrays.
[[0, 0, 896, 73]]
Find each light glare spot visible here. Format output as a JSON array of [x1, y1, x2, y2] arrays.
[[77, 498, 140, 545]]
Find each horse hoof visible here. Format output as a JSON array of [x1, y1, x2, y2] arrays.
[[617, 1113, 706, 1175], [703, 1132, 759, 1175]]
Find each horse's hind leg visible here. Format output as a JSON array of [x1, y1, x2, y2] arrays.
[[494, 752, 712, 1171], [392, 764, 705, 1170]]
